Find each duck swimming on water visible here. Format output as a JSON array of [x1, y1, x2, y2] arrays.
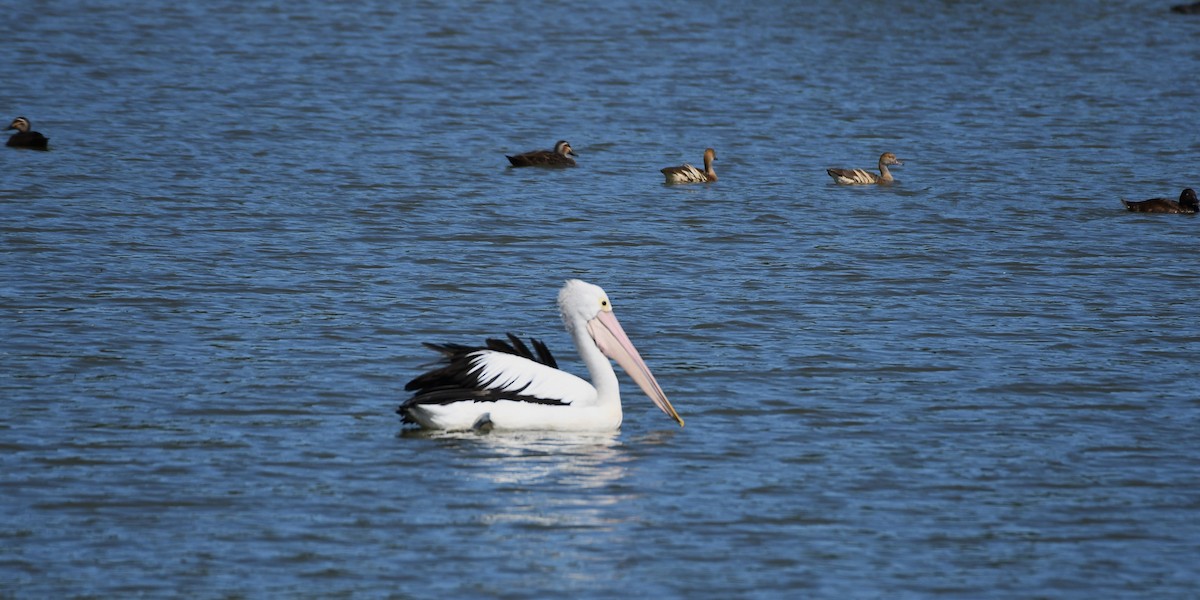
[[506, 140, 578, 167], [827, 152, 902, 185], [661, 147, 717, 184], [1120, 188, 1198, 214], [6, 117, 49, 150]]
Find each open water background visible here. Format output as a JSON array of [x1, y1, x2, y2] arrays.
[[3, 0, 1199, 597]]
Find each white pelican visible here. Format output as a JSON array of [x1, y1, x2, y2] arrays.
[[398, 279, 684, 432], [661, 147, 717, 184], [827, 152, 903, 185]]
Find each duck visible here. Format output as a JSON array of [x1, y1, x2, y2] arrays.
[[1120, 188, 1198, 214], [506, 140, 578, 167], [661, 147, 717, 184], [827, 152, 903, 185], [1171, 2, 1200, 14], [6, 117, 49, 150]]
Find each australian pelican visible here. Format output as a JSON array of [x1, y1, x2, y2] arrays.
[[398, 280, 684, 431]]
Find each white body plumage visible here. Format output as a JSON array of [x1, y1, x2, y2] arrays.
[[399, 280, 684, 432]]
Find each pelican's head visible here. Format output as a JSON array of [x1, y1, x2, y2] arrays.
[[880, 152, 903, 166], [554, 140, 578, 158], [558, 279, 610, 329], [558, 279, 684, 427], [8, 117, 31, 132]]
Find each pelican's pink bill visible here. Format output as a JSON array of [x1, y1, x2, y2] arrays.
[[587, 310, 684, 427]]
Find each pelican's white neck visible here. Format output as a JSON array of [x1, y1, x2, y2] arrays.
[[570, 319, 620, 407]]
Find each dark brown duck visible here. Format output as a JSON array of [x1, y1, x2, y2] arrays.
[[1121, 189, 1198, 214], [6, 117, 49, 150], [506, 140, 577, 167]]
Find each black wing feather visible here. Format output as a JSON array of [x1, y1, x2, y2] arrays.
[[531, 338, 557, 369], [398, 333, 564, 420]]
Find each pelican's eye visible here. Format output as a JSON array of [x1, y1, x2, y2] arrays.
[[599, 299, 610, 310]]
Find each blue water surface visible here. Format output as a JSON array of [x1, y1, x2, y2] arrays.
[[3, 1, 1199, 597]]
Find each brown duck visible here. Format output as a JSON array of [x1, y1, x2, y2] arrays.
[[660, 148, 717, 184], [506, 140, 577, 167], [827, 152, 902, 185], [1121, 189, 1198, 214], [6, 117, 49, 150]]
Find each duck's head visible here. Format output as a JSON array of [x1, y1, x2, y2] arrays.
[[554, 140, 578, 158], [880, 152, 903, 166], [7, 117, 31, 132], [1180, 188, 1198, 208]]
